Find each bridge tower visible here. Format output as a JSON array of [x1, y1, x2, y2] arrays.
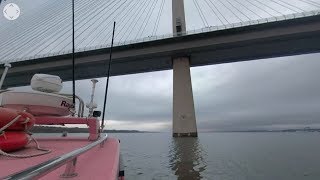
[[172, 0, 197, 137]]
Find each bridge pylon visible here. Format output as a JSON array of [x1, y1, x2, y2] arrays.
[[172, 0, 197, 137]]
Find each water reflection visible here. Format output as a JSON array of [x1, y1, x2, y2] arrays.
[[169, 137, 207, 180]]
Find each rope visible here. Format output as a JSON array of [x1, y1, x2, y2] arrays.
[[0, 115, 21, 133], [0, 114, 51, 158]]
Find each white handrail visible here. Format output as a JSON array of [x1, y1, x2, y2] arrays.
[[2, 134, 108, 180]]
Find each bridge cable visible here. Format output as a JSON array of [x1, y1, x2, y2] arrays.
[[305, 0, 320, 6], [243, 0, 274, 17], [225, 0, 252, 21], [103, 1, 139, 41], [135, 0, 158, 39], [54, 0, 118, 52], [277, 0, 306, 12], [21, 0, 100, 58], [114, 0, 143, 42], [40, 0, 117, 56], [0, 0, 75, 59], [252, 0, 285, 16], [78, 0, 127, 48], [40, 0, 110, 54], [203, 0, 225, 26], [152, 0, 165, 36], [86, 0, 133, 48], [207, 0, 230, 24], [81, 0, 129, 49], [124, 0, 154, 42], [217, 0, 243, 22], [269, 0, 300, 13], [233, 0, 263, 19], [118, 0, 149, 42], [193, 0, 209, 27], [299, 0, 320, 8], [72, 0, 122, 49], [103, 0, 138, 44], [0, 0, 54, 46], [16, 0, 96, 58]]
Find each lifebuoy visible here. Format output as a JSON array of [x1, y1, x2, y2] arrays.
[[0, 108, 35, 131], [0, 131, 30, 152]]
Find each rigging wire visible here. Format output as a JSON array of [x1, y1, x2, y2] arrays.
[[152, 0, 165, 36]]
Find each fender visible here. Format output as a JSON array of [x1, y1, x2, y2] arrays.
[[0, 108, 35, 131]]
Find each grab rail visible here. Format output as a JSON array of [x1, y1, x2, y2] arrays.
[[2, 134, 108, 180]]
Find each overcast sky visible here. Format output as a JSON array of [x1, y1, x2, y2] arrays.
[[14, 53, 320, 132], [3, 0, 320, 131]]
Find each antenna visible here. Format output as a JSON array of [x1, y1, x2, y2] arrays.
[[0, 63, 11, 89], [101, 21, 116, 130], [87, 79, 98, 117], [72, 0, 76, 109]]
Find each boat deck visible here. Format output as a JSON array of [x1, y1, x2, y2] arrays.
[[0, 136, 120, 179]]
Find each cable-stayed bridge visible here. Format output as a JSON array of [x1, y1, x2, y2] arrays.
[[1, 0, 320, 86], [1, 0, 320, 136]]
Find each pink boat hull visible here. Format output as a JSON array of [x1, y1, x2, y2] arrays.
[[0, 136, 120, 179]]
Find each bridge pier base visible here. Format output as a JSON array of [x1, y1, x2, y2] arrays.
[[172, 57, 197, 137]]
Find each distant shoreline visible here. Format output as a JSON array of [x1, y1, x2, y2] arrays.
[[31, 126, 150, 133]]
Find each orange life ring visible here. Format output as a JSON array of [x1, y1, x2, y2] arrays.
[[0, 108, 35, 131], [0, 131, 30, 152]]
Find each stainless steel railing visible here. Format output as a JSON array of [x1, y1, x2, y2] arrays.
[[2, 134, 108, 180]]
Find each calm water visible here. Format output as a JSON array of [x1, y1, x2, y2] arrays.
[[108, 132, 320, 180]]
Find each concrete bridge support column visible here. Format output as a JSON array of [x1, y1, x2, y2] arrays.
[[172, 57, 197, 137]]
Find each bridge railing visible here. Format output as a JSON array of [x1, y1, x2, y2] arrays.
[[3, 10, 320, 64]]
